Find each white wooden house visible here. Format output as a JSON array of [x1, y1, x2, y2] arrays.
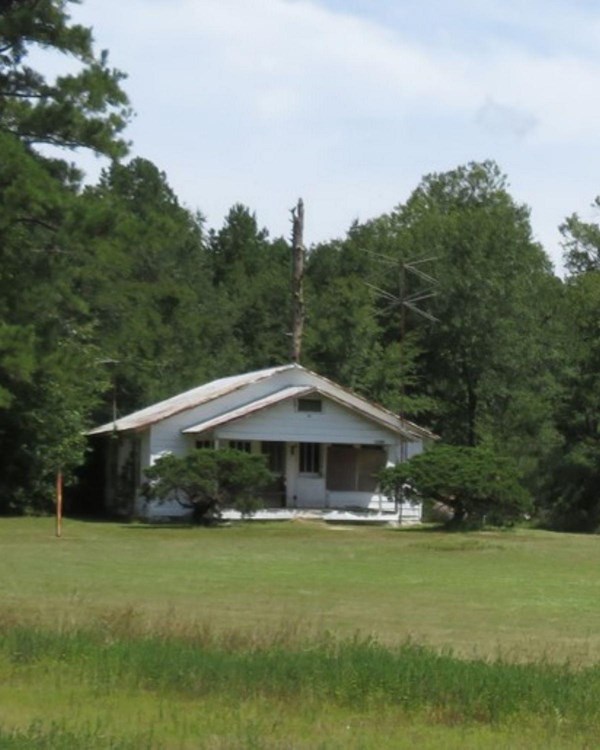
[[88, 364, 435, 521]]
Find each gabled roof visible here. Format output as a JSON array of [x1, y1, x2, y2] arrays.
[[88, 363, 436, 441], [87, 364, 295, 436], [300, 378, 435, 440], [183, 385, 314, 434]]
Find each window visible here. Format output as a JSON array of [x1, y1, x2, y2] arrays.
[[326, 445, 386, 492], [195, 440, 214, 450], [299, 442, 320, 474], [228, 440, 251, 453], [297, 398, 322, 413]]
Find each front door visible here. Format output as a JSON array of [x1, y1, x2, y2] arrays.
[[294, 442, 326, 508]]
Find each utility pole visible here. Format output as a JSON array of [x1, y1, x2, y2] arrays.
[[55, 468, 63, 538], [290, 198, 305, 363]]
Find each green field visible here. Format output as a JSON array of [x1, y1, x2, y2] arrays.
[[1, 518, 600, 748]]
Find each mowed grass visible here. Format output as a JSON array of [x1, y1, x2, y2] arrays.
[[1, 518, 600, 748], [2, 518, 600, 661]]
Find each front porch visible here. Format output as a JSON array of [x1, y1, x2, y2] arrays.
[[220, 506, 422, 525], [192, 437, 402, 513]]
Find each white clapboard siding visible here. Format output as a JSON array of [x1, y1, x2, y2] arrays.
[[214, 396, 398, 445]]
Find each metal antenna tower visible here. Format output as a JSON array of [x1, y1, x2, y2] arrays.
[[366, 254, 438, 459]]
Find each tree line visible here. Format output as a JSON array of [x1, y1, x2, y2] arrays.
[[1, 1, 600, 531]]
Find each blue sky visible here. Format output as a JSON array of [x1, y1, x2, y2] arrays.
[[63, 0, 600, 272]]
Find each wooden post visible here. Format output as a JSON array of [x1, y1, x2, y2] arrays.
[[55, 469, 63, 538], [290, 198, 305, 363]]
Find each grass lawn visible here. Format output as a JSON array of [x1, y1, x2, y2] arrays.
[[2, 517, 599, 661], [1, 517, 600, 747]]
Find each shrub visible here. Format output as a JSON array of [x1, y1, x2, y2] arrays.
[[380, 444, 532, 527], [142, 448, 273, 524]]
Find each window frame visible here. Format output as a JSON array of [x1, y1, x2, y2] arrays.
[[228, 440, 252, 454], [299, 442, 321, 475], [261, 441, 286, 475], [296, 398, 323, 414]]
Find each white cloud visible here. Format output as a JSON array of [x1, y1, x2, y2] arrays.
[[86, 0, 600, 140], [70, 0, 600, 270], [476, 98, 538, 138]]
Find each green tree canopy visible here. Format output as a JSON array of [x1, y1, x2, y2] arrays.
[[561, 198, 600, 274], [207, 204, 291, 370], [540, 270, 600, 531], [304, 162, 560, 494], [0, 0, 130, 512], [73, 158, 223, 416], [0, 0, 131, 159], [390, 161, 555, 447]]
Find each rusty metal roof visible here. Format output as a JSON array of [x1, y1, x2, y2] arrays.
[[87, 364, 296, 436], [87, 363, 437, 441], [182, 381, 434, 441], [309, 382, 434, 440], [182, 385, 315, 434]]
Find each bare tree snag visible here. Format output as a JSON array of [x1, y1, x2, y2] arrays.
[[290, 198, 305, 363]]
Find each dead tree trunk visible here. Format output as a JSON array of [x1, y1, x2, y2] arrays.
[[290, 198, 305, 363]]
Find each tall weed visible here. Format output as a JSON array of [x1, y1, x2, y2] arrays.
[[1, 624, 599, 728]]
